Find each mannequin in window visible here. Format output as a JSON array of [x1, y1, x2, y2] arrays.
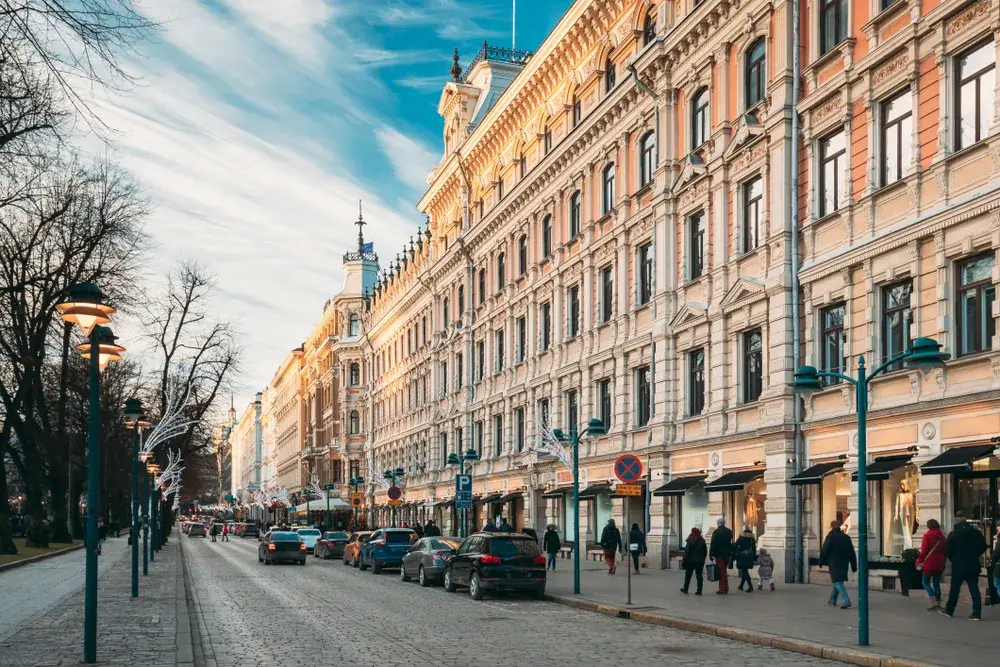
[[744, 488, 763, 533], [895, 480, 916, 549]]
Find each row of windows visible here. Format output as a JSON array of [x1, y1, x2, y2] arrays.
[[683, 175, 764, 280], [685, 329, 763, 416]]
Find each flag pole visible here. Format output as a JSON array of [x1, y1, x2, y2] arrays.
[[512, 0, 516, 50]]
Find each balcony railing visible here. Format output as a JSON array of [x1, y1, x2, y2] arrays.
[[462, 41, 533, 82]]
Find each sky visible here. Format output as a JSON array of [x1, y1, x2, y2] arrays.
[[96, 0, 570, 408]]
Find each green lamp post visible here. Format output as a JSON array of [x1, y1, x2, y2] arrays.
[[447, 447, 480, 538], [122, 398, 149, 599], [552, 417, 607, 596], [348, 476, 364, 529], [147, 462, 160, 559], [384, 467, 405, 527], [57, 284, 121, 665], [790, 336, 948, 646]]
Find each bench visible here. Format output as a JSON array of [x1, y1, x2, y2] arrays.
[[559, 545, 573, 559], [587, 548, 605, 561]]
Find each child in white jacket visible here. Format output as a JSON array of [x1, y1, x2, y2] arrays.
[[756, 548, 776, 591]]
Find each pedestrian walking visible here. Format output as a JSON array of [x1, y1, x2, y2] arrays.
[[211, 522, 219, 542], [819, 520, 857, 609], [424, 520, 441, 537], [915, 518, 945, 610], [756, 548, 775, 591], [680, 526, 707, 595], [628, 523, 646, 574], [413, 522, 425, 539], [709, 518, 733, 594], [599, 519, 623, 575], [221, 523, 230, 542], [734, 526, 757, 593], [544, 524, 561, 571], [97, 520, 107, 556], [940, 511, 987, 620], [499, 517, 514, 533]]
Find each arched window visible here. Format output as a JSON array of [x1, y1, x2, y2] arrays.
[[349, 363, 360, 386], [691, 87, 709, 149], [569, 191, 582, 238], [605, 54, 617, 92], [478, 269, 486, 305], [542, 216, 553, 257], [518, 235, 528, 275], [497, 252, 506, 289], [349, 410, 360, 435], [643, 12, 657, 45], [348, 314, 360, 337], [640, 131, 656, 187], [602, 163, 616, 215], [745, 38, 766, 109]]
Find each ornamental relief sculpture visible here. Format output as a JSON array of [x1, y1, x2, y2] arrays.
[[946, 0, 994, 37], [812, 95, 842, 124], [871, 51, 909, 89]]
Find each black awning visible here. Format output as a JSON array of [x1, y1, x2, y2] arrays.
[[652, 475, 707, 496], [578, 483, 612, 499], [790, 461, 846, 486], [704, 469, 764, 492], [438, 499, 455, 508], [542, 486, 571, 499], [498, 491, 523, 503], [851, 455, 913, 481], [921, 445, 995, 475], [480, 493, 503, 504]]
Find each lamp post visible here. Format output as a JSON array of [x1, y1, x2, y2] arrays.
[[123, 399, 149, 599], [147, 462, 160, 560], [447, 448, 480, 538], [139, 451, 149, 574], [348, 476, 364, 529], [790, 337, 948, 646], [553, 417, 607, 596], [323, 483, 335, 531], [56, 283, 120, 665], [383, 467, 405, 527]]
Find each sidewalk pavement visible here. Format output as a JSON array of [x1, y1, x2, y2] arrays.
[[0, 535, 193, 667], [545, 559, 984, 667]]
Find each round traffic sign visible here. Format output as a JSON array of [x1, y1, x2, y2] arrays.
[[387, 485, 402, 501], [614, 454, 643, 484], [351, 495, 363, 507]]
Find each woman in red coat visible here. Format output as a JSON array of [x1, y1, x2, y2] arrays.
[[915, 518, 947, 610]]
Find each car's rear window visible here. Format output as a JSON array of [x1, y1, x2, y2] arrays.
[[271, 532, 301, 541], [324, 532, 348, 540], [489, 538, 540, 558], [297, 529, 321, 536], [430, 538, 461, 550], [384, 531, 414, 543]]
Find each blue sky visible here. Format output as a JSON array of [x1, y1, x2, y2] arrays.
[[100, 0, 568, 406]]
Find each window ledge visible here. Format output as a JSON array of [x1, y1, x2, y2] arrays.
[[682, 274, 707, 288], [811, 208, 844, 228], [808, 38, 854, 74], [860, 0, 910, 45], [945, 139, 990, 166], [633, 301, 652, 313]]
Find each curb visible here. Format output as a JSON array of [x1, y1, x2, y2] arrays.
[[0, 542, 84, 572], [176, 538, 195, 667], [543, 594, 939, 667]]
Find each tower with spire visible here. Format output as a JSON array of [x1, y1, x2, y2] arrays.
[[341, 200, 379, 298]]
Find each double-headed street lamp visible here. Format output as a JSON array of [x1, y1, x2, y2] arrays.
[[447, 447, 480, 538], [56, 283, 123, 665], [383, 467, 404, 527], [790, 336, 948, 647], [123, 398, 150, 599], [552, 417, 607, 596], [348, 476, 364, 529]]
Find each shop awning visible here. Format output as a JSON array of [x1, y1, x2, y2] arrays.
[[578, 483, 612, 499], [421, 500, 439, 508], [542, 486, 572, 499], [921, 445, 995, 475], [790, 461, 846, 486], [498, 491, 523, 503], [851, 455, 912, 481], [480, 493, 503, 504], [438, 499, 455, 508], [652, 476, 707, 496], [704, 469, 764, 492]]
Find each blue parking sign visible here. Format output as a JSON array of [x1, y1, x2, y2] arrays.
[[455, 475, 472, 509]]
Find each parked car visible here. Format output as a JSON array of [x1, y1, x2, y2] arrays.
[[400, 536, 462, 586], [314, 531, 349, 560], [188, 523, 207, 538], [294, 527, 322, 553], [241, 523, 260, 539], [258, 531, 307, 565], [444, 532, 546, 600], [343, 531, 373, 567], [359, 528, 415, 574]]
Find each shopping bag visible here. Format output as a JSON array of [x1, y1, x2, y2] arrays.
[[706, 563, 717, 581]]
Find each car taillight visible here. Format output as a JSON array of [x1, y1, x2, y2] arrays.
[[533, 555, 547, 565], [480, 555, 501, 565], [267, 543, 275, 551], [300, 543, 306, 551], [432, 554, 447, 561], [373, 540, 386, 547]]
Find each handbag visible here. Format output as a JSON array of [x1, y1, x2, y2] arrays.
[[915, 538, 940, 571]]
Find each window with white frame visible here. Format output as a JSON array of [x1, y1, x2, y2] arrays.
[[743, 330, 763, 403], [605, 54, 617, 92], [818, 130, 846, 217], [478, 269, 486, 305], [820, 303, 846, 385], [456, 353, 463, 389], [542, 216, 553, 257], [689, 349, 705, 415], [515, 406, 525, 452], [691, 88, 709, 149], [476, 340, 485, 381], [640, 131, 656, 187], [745, 38, 766, 109], [955, 39, 995, 152], [349, 410, 360, 435], [566, 389, 579, 436], [820, 0, 847, 55], [957, 254, 996, 357], [569, 191, 582, 238], [518, 235, 528, 275], [882, 281, 913, 371], [497, 252, 506, 291], [440, 361, 448, 395], [475, 420, 484, 457], [602, 163, 616, 215], [880, 90, 912, 187]]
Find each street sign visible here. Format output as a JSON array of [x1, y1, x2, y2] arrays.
[[388, 498, 402, 507], [351, 494, 363, 507], [289, 505, 296, 512], [323, 483, 335, 491], [615, 484, 643, 496], [455, 474, 472, 510], [387, 485, 402, 501], [614, 454, 643, 484]]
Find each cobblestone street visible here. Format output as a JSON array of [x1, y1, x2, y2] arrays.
[[185, 534, 841, 667]]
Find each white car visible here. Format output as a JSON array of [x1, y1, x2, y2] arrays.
[[295, 528, 322, 553]]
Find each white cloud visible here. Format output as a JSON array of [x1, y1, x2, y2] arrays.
[[374, 126, 439, 192]]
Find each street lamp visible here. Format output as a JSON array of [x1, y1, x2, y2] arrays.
[[348, 476, 364, 529], [138, 451, 151, 575], [57, 283, 120, 665], [790, 336, 948, 646], [147, 462, 160, 560], [447, 447, 480, 537], [123, 398, 149, 599], [384, 467, 405, 527], [553, 417, 607, 596]]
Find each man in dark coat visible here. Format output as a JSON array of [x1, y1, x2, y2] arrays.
[[733, 527, 757, 593], [709, 518, 733, 594], [819, 520, 858, 609], [940, 511, 987, 620], [543, 525, 562, 571], [499, 517, 514, 533], [600, 519, 623, 575], [680, 527, 707, 595], [424, 520, 441, 537]]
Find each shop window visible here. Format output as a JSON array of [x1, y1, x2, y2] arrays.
[[820, 0, 847, 55], [691, 87, 709, 149], [567, 284, 580, 338], [599, 265, 614, 323], [598, 378, 612, 429], [880, 90, 912, 187], [745, 38, 766, 109], [640, 131, 656, 187], [569, 191, 582, 238], [957, 254, 996, 357], [877, 464, 919, 557], [955, 39, 995, 152], [743, 330, 763, 403], [602, 163, 616, 215], [637, 243, 653, 306], [727, 478, 767, 538], [820, 303, 846, 384], [819, 470, 852, 546], [679, 483, 709, 549], [689, 348, 706, 416], [818, 130, 845, 217], [688, 210, 705, 279], [882, 281, 912, 370], [742, 176, 762, 252], [542, 216, 553, 257]]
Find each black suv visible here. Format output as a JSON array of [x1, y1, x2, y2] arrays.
[[443, 532, 546, 601], [241, 523, 260, 539]]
